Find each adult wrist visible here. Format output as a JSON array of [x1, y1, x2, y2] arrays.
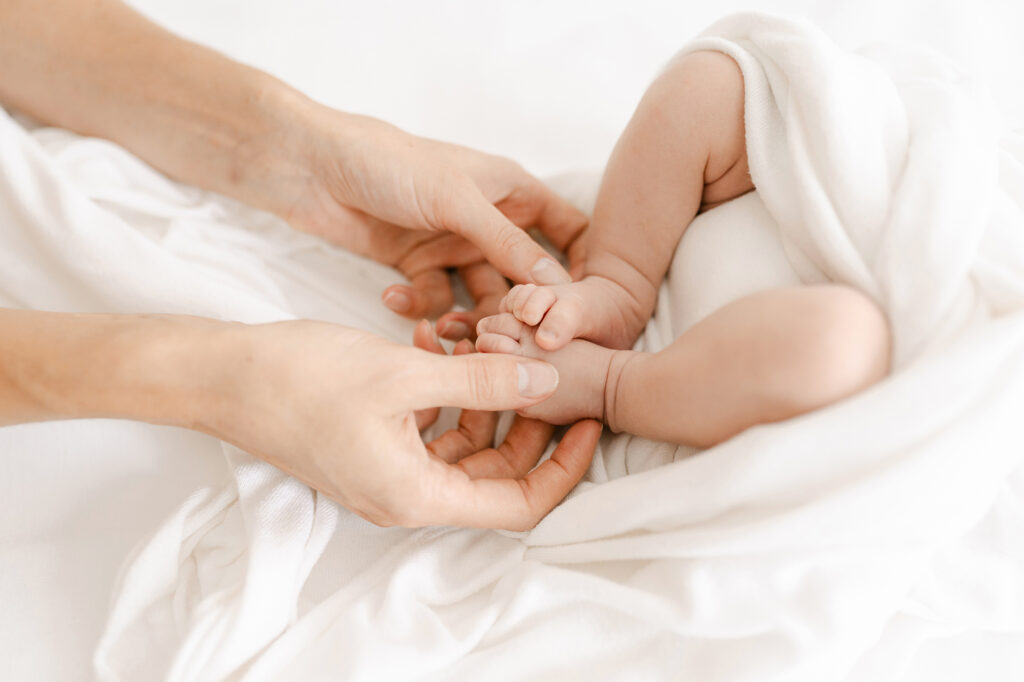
[[215, 75, 328, 218], [103, 315, 243, 433], [223, 80, 400, 230], [3, 311, 237, 431]]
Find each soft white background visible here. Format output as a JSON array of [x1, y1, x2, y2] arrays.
[[129, 0, 1024, 178]]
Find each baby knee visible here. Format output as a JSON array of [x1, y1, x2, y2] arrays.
[[797, 285, 891, 405]]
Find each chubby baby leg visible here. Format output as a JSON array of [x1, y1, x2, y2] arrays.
[[478, 284, 890, 448], [608, 284, 890, 446]]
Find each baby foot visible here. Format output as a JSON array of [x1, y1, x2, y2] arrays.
[[475, 312, 616, 425], [500, 276, 642, 352]]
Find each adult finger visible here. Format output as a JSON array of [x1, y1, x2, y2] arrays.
[[400, 347, 559, 412], [412, 319, 444, 430], [382, 268, 453, 319], [422, 419, 602, 530], [425, 340, 500, 461], [436, 311, 475, 342], [455, 416, 555, 479], [440, 182, 571, 287], [395, 232, 484, 278], [437, 261, 510, 341], [496, 178, 590, 256]]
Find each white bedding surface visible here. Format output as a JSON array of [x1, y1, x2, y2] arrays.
[[2, 3, 1024, 681]]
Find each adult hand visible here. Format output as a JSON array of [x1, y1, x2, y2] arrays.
[[202, 318, 601, 530], [412, 322, 599, 516], [0, 0, 587, 333], [281, 111, 589, 328], [435, 260, 511, 341]]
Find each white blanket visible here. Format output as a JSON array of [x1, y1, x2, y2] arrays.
[[2, 11, 1023, 681]]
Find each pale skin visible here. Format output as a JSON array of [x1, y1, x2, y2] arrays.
[[0, 0, 602, 530], [477, 51, 892, 448]]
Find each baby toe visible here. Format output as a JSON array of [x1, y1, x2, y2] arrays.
[[476, 312, 527, 340], [535, 297, 583, 350], [508, 284, 537, 320], [520, 287, 557, 326], [500, 284, 530, 314], [475, 332, 522, 355]]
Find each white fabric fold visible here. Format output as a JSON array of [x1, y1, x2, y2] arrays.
[[0, 111, 398, 680]]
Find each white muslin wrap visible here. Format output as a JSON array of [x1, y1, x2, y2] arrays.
[[0, 11, 1021, 682]]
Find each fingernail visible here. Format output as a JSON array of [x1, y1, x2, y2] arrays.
[[383, 290, 411, 313], [537, 328, 557, 344], [439, 321, 470, 340], [530, 258, 571, 286], [517, 361, 559, 398]]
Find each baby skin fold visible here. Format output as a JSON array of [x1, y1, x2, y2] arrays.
[[476, 51, 891, 448]]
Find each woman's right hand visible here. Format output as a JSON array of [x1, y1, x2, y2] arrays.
[[265, 107, 589, 333]]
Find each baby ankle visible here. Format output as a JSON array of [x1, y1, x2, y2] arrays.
[[602, 350, 640, 432]]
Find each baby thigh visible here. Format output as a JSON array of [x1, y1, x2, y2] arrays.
[[611, 284, 891, 447]]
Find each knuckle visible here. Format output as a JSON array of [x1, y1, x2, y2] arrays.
[[427, 173, 472, 231], [512, 483, 543, 531], [492, 223, 525, 256], [426, 285, 454, 316], [465, 357, 502, 403], [456, 423, 486, 452]]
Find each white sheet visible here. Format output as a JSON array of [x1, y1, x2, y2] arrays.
[[2, 7, 1024, 682]]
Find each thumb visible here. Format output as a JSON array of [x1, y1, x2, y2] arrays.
[[402, 349, 559, 412], [442, 184, 571, 286]]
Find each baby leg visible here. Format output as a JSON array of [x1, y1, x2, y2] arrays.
[[478, 284, 890, 447], [608, 285, 891, 447], [499, 50, 753, 352]]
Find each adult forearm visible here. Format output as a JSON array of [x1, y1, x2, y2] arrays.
[[0, 308, 231, 429], [0, 0, 322, 218]]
